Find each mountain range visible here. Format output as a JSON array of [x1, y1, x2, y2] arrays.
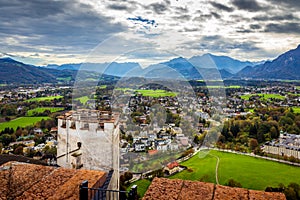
[[1, 44, 300, 84], [237, 45, 300, 80], [0, 58, 76, 84]]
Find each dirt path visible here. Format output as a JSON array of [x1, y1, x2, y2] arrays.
[[209, 153, 220, 185]]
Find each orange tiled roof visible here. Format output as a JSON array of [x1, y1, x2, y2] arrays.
[[0, 162, 106, 200], [148, 150, 158, 156], [143, 178, 286, 200], [166, 161, 179, 169]]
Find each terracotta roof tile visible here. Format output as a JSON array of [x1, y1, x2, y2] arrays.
[[143, 178, 183, 200], [1, 162, 54, 199], [142, 178, 286, 200], [214, 185, 249, 200], [166, 162, 179, 169], [16, 168, 76, 200], [178, 180, 214, 200], [249, 190, 286, 200], [0, 162, 107, 200], [49, 169, 106, 200]]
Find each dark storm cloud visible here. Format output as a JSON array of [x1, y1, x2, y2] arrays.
[[253, 14, 298, 21], [107, 4, 129, 10], [210, 2, 234, 12], [193, 12, 222, 21], [211, 12, 221, 19], [236, 24, 261, 33], [231, 0, 268, 12], [173, 14, 191, 21], [265, 23, 300, 34], [236, 29, 253, 33], [0, 1, 67, 18], [250, 24, 261, 30], [183, 35, 261, 53], [145, 0, 170, 14], [0, 0, 126, 53], [175, 6, 189, 13], [107, 1, 138, 12], [266, 0, 300, 9]]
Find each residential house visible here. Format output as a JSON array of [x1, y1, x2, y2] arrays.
[[164, 161, 180, 175]]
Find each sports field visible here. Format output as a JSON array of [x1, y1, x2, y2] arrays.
[[26, 107, 64, 116], [170, 150, 300, 190], [0, 117, 50, 131], [25, 95, 63, 102]]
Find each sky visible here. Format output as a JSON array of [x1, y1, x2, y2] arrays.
[[0, 0, 300, 65]]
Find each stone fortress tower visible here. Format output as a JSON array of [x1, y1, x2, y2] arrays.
[[57, 109, 119, 191]]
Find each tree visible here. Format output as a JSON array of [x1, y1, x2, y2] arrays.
[[15, 128, 23, 138], [289, 156, 297, 163], [284, 187, 297, 200], [249, 139, 258, 150], [14, 145, 24, 155], [288, 183, 300, 199], [0, 134, 14, 146], [124, 172, 133, 181], [270, 126, 279, 139], [230, 123, 240, 138], [221, 122, 232, 141]]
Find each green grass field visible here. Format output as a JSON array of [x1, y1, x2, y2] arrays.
[[0, 117, 50, 131], [136, 89, 177, 97], [98, 85, 107, 89], [292, 107, 300, 114], [56, 77, 72, 81], [241, 93, 285, 101], [170, 150, 300, 190], [206, 85, 241, 89], [26, 107, 64, 116], [25, 95, 63, 102], [75, 96, 90, 104], [127, 179, 151, 198]]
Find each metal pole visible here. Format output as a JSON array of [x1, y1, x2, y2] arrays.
[[128, 185, 138, 200], [79, 180, 89, 200]]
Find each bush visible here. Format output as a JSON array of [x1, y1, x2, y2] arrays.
[[226, 179, 242, 188], [289, 156, 296, 163], [187, 168, 193, 172]]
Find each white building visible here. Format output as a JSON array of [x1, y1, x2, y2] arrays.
[[57, 109, 120, 193], [263, 132, 300, 159]]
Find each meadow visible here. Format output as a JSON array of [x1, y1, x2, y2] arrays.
[[136, 89, 177, 97], [206, 85, 241, 89], [169, 150, 300, 190], [26, 107, 64, 116], [292, 107, 300, 114], [25, 95, 63, 102], [240, 93, 285, 101], [0, 117, 50, 131], [75, 96, 91, 104], [56, 77, 72, 81]]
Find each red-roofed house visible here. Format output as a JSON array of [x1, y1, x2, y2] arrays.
[[164, 161, 180, 175], [148, 149, 158, 156]]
